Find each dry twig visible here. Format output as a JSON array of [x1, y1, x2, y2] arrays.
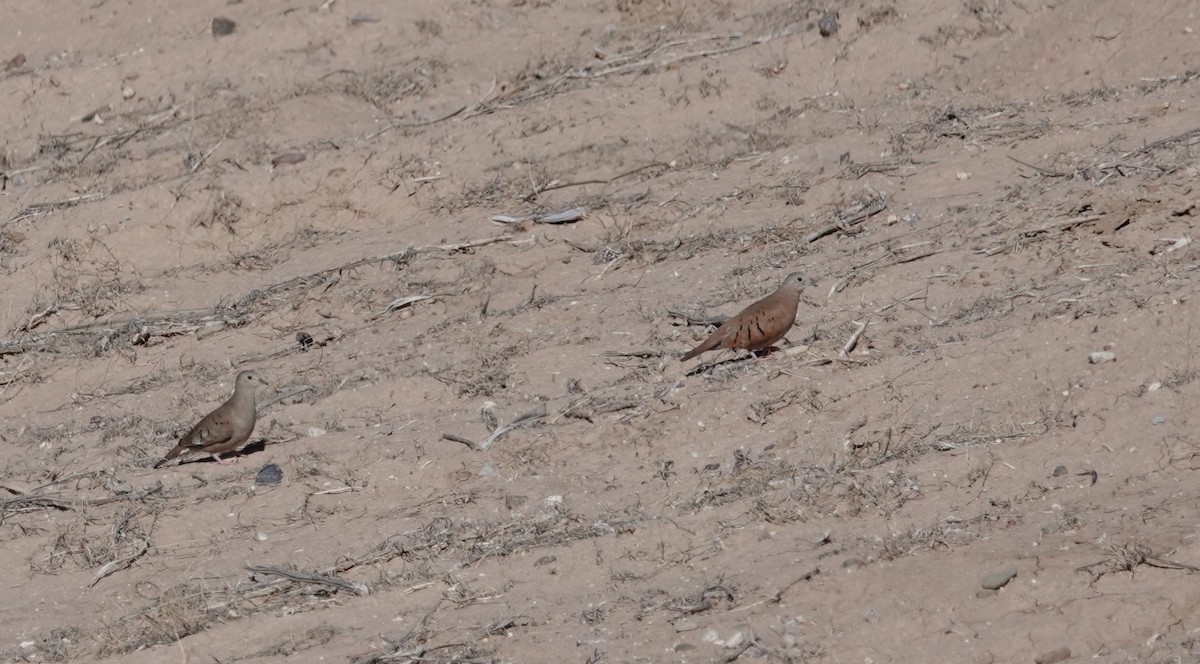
[[89, 539, 149, 588], [840, 320, 868, 358], [245, 564, 370, 596], [1, 483, 163, 517], [803, 192, 888, 243], [442, 403, 548, 451]]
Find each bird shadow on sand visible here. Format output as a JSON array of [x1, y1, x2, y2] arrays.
[[161, 438, 267, 467], [684, 346, 786, 376]]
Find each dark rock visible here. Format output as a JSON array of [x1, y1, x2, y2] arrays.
[[212, 17, 237, 37], [255, 463, 283, 486], [296, 331, 314, 351]]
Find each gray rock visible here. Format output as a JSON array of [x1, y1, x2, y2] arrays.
[[981, 567, 1018, 590], [576, 631, 605, 646], [1034, 646, 1071, 664], [674, 619, 699, 633], [818, 11, 839, 36]]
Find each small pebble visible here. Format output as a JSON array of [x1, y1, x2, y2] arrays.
[[1088, 351, 1116, 364], [576, 632, 605, 646], [255, 463, 283, 486], [1034, 646, 1071, 664], [981, 567, 1018, 590], [1152, 414, 1166, 425], [211, 17, 237, 37], [255, 531, 268, 541], [818, 11, 839, 36], [296, 331, 314, 351], [1051, 465, 1067, 477], [674, 619, 698, 633], [195, 321, 226, 340], [478, 462, 496, 476], [271, 152, 306, 167]]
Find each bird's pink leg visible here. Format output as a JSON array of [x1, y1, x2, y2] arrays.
[[751, 348, 773, 361], [213, 453, 234, 466]]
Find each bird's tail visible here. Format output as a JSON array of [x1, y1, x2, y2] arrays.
[[680, 334, 721, 361], [153, 446, 182, 469]]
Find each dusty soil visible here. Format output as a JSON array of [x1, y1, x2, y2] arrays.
[[2, 0, 1200, 662]]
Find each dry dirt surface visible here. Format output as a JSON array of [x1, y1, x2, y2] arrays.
[[2, 0, 1200, 662]]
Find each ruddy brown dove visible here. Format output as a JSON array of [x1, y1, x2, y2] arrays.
[[680, 272, 809, 361], [154, 370, 267, 468]]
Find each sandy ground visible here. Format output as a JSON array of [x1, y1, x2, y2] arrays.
[[3, 0, 1200, 662]]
